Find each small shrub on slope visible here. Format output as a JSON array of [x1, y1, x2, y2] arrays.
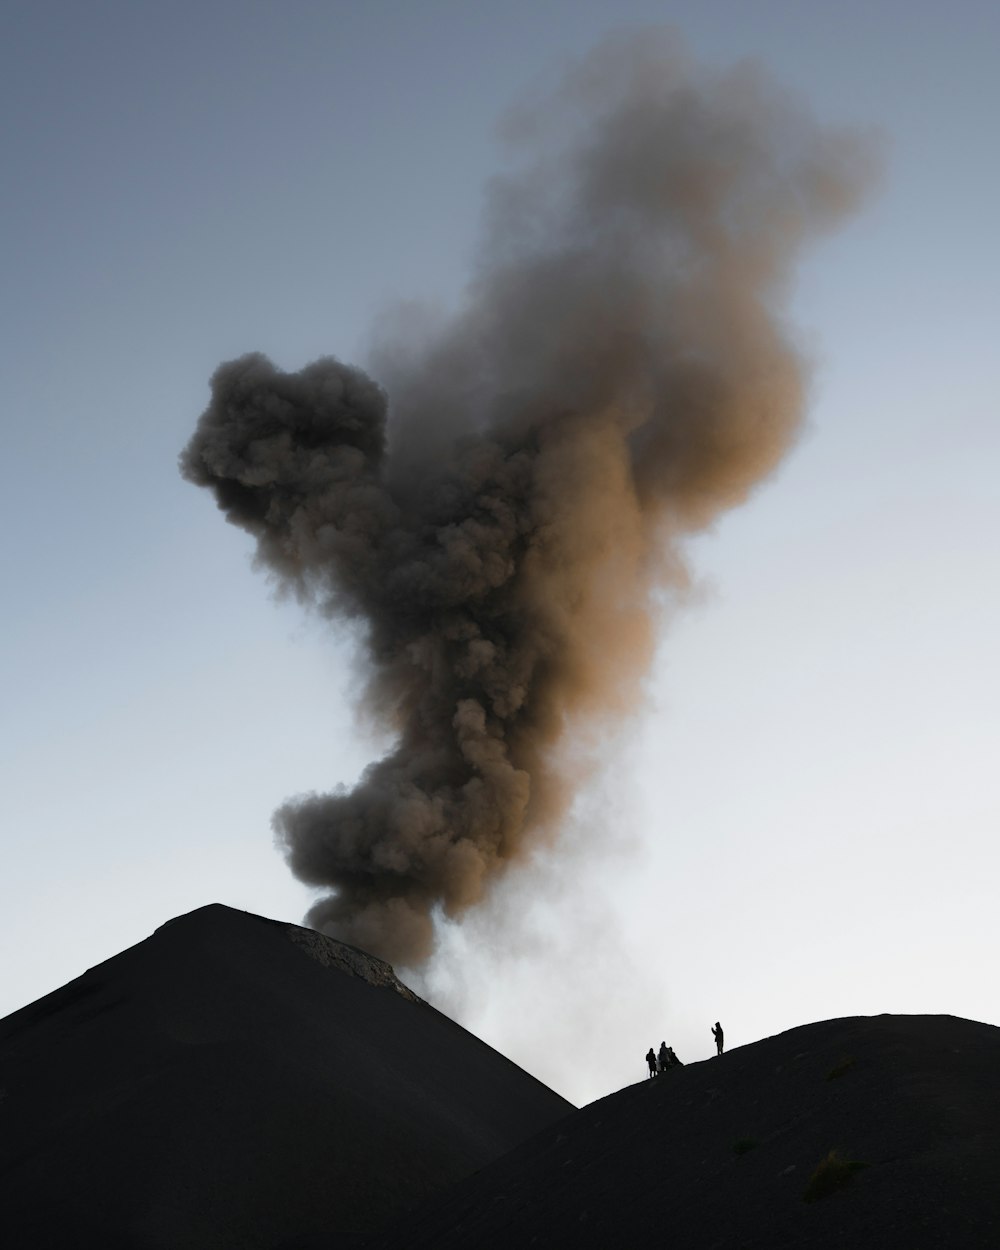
[[803, 1150, 868, 1203]]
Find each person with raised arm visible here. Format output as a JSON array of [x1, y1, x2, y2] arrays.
[[711, 1021, 724, 1055]]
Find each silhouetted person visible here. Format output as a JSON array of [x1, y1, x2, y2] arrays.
[[646, 1047, 657, 1078], [667, 1046, 682, 1067], [657, 1041, 670, 1073], [712, 1021, 724, 1055]]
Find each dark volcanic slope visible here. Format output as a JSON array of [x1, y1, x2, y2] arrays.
[[0, 905, 572, 1250], [372, 1014, 1000, 1250]]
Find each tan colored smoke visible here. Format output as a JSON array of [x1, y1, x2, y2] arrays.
[[181, 30, 876, 966]]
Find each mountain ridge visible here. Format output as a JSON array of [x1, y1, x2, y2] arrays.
[[5, 907, 999, 1248], [367, 1011, 1000, 1249]]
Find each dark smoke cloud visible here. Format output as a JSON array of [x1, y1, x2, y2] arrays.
[[181, 31, 876, 966]]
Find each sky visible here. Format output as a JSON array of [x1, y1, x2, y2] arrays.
[[2, 0, 997, 1106]]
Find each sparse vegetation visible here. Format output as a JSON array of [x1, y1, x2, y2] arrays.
[[826, 1057, 857, 1081], [732, 1137, 758, 1156], [803, 1149, 868, 1203]]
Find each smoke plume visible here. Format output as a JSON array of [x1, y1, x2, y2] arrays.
[[181, 31, 875, 967]]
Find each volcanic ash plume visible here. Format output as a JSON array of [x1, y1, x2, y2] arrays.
[[181, 32, 875, 967]]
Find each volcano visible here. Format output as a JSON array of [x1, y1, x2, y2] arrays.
[[0, 904, 572, 1248]]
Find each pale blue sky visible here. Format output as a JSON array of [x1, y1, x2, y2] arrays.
[[2, 0, 997, 1103]]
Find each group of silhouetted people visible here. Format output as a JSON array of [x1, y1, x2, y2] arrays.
[[645, 1022, 724, 1078], [645, 1040, 682, 1077]]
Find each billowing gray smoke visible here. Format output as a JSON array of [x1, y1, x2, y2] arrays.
[[181, 32, 875, 966]]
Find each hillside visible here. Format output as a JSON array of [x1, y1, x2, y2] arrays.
[[369, 1013, 1000, 1249]]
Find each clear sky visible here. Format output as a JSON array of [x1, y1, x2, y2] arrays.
[[2, 0, 997, 1105]]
